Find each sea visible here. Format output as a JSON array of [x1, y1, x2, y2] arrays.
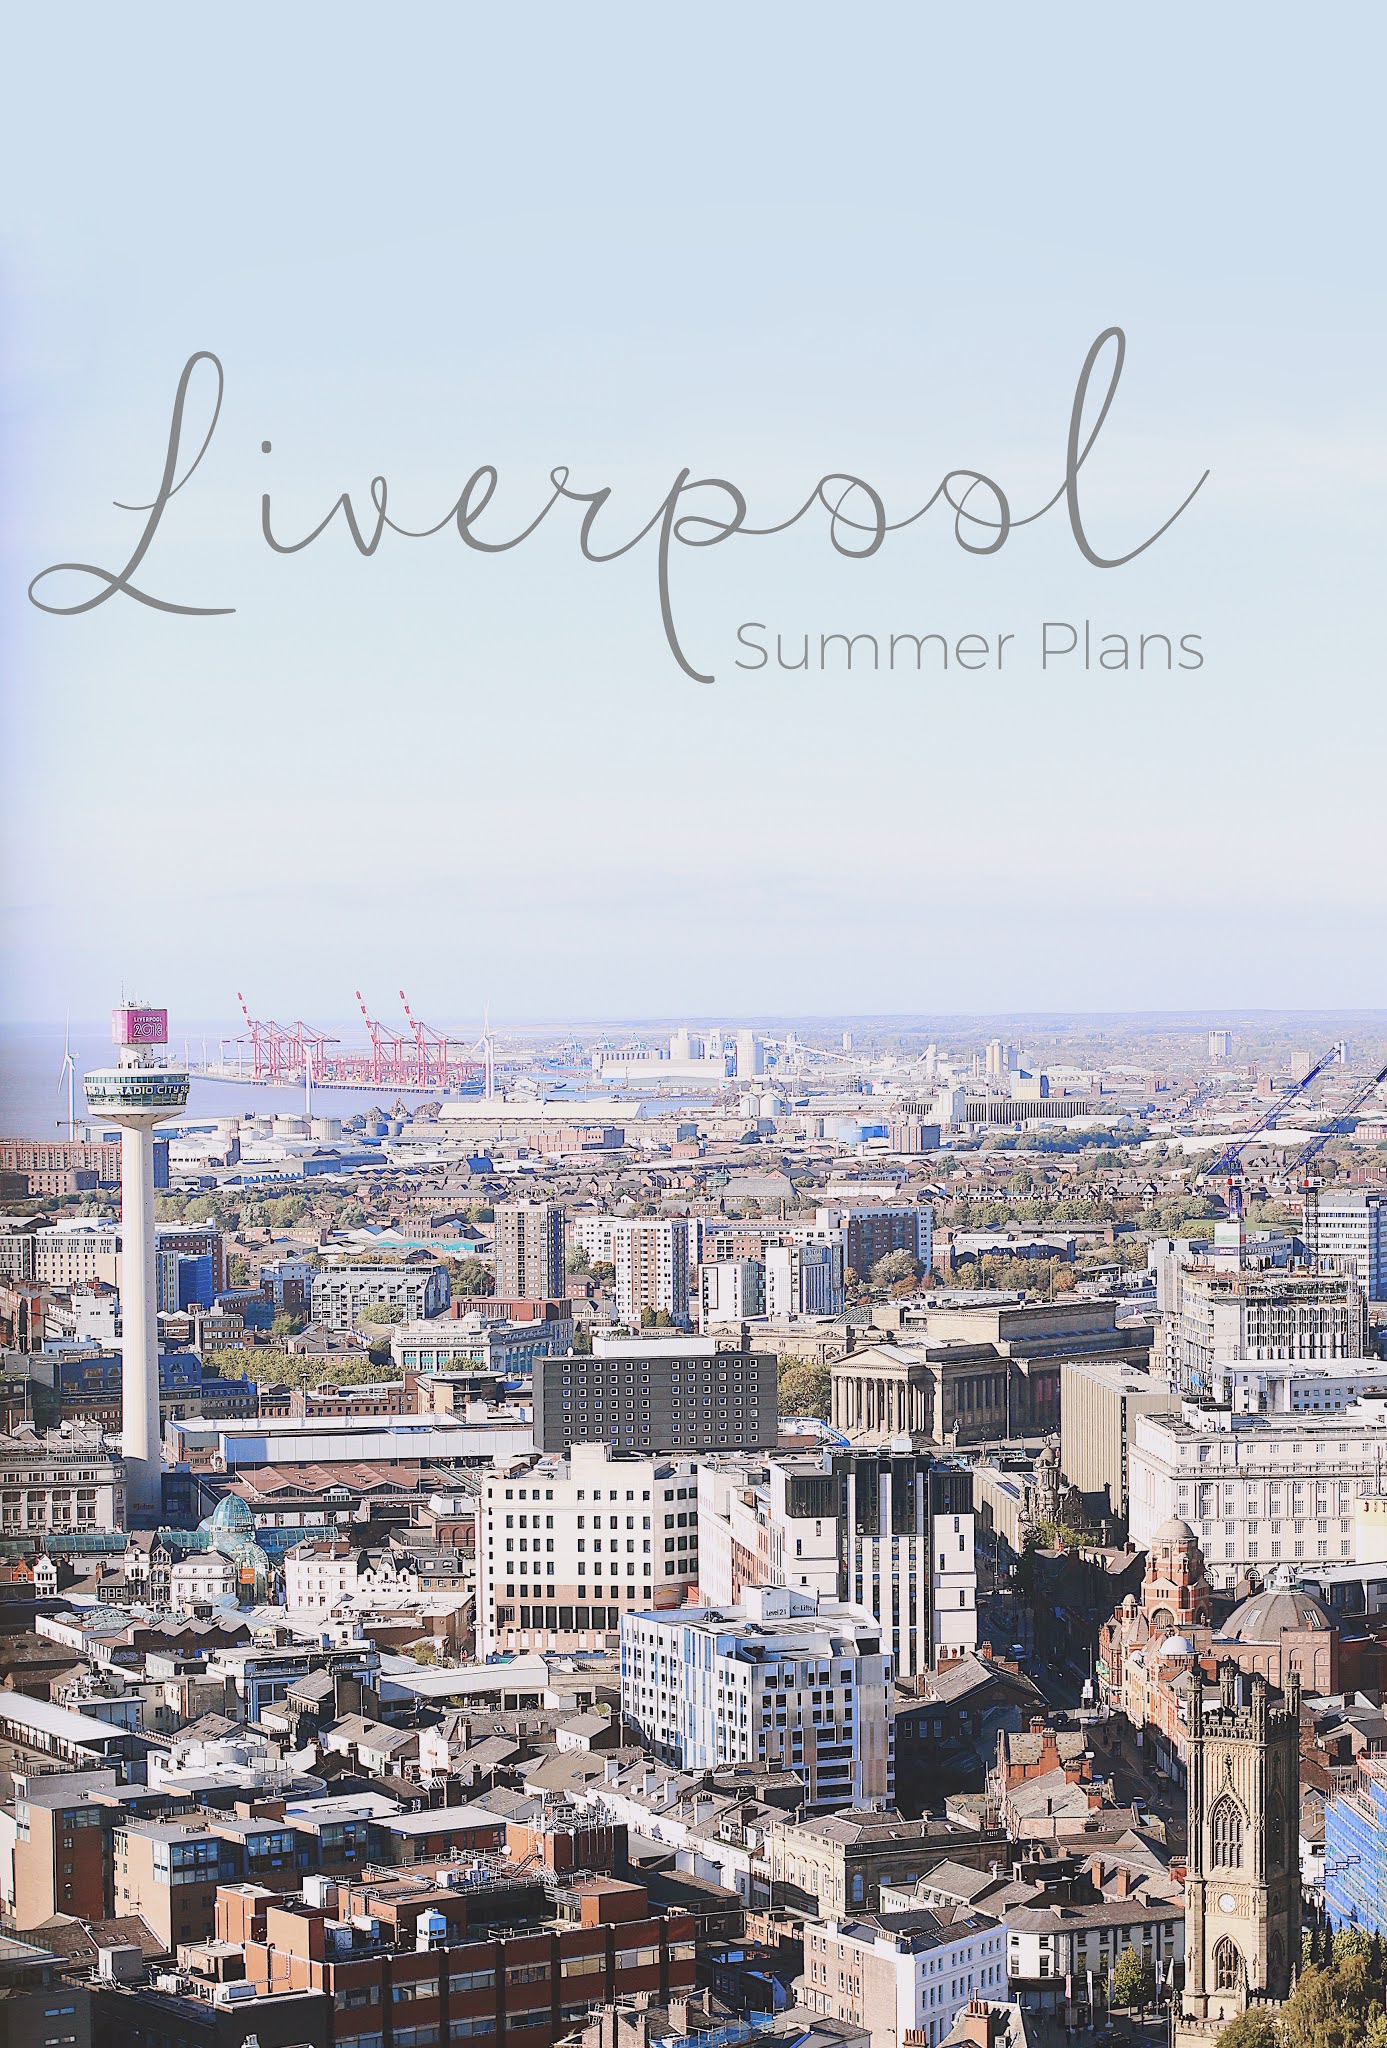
[[0, 1021, 448, 1137]]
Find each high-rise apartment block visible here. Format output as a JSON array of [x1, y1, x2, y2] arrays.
[[621, 1585, 894, 1808], [817, 1203, 932, 1282], [494, 1198, 566, 1300], [479, 1442, 701, 1655], [1313, 1187, 1387, 1300], [571, 1217, 691, 1325], [531, 1334, 778, 1454]]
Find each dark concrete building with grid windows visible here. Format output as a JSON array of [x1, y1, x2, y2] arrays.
[[532, 1334, 778, 1454]]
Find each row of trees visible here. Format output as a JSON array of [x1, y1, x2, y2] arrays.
[[1217, 1927, 1387, 2047]]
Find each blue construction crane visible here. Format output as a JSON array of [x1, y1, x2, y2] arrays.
[[1288, 1056, 1387, 1264], [1195, 1042, 1346, 1220]]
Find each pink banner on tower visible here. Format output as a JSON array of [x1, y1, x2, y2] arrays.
[[112, 1006, 168, 1046]]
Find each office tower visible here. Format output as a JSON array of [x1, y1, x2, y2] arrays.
[[1208, 1029, 1233, 1060], [493, 1198, 565, 1300], [83, 1003, 188, 1520]]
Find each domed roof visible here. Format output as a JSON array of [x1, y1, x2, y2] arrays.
[[205, 1494, 254, 1534], [1153, 1517, 1197, 1543], [1160, 1633, 1194, 1658], [1218, 1583, 1331, 1644]]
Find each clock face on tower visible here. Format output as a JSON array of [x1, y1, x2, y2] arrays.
[[1218, 1893, 1237, 1914]]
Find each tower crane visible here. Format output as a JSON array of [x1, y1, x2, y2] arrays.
[[1288, 1057, 1387, 1265], [1194, 1042, 1346, 1220]]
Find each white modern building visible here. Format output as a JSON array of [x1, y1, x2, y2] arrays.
[[310, 1257, 450, 1332], [32, 1222, 122, 1289], [1314, 1188, 1387, 1300], [800, 1907, 1007, 2048], [697, 1259, 764, 1329], [694, 1451, 978, 1678], [620, 1585, 894, 1809], [1159, 1255, 1367, 1391], [83, 1001, 189, 1519], [479, 1442, 701, 1656], [571, 1217, 691, 1326], [766, 1237, 846, 1318], [1208, 1359, 1387, 1415], [1128, 1397, 1387, 1587]]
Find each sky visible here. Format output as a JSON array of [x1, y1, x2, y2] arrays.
[[2, 3, 1385, 1032]]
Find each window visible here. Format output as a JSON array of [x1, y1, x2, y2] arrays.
[[1214, 1937, 1244, 1993], [1210, 1795, 1244, 1869]]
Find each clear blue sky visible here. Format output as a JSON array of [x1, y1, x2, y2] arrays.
[[2, 3, 1384, 1030]]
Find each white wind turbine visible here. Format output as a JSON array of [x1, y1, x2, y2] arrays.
[[57, 1015, 78, 1141]]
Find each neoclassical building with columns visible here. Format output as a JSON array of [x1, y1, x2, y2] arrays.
[[831, 1341, 1013, 1442]]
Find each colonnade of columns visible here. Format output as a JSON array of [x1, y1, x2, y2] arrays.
[[830, 1370, 930, 1436]]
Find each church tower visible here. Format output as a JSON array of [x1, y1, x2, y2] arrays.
[[1178, 1663, 1301, 2044]]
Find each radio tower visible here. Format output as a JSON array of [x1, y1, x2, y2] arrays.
[[83, 1002, 188, 1522]]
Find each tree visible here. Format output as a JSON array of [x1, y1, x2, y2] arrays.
[[271, 1311, 305, 1339], [1214, 2011, 1279, 2048], [589, 1260, 616, 1290], [357, 1302, 405, 1326], [870, 1248, 920, 1289], [566, 1245, 591, 1274], [572, 1324, 592, 1355], [227, 1253, 251, 1286], [1110, 1945, 1155, 2010], [778, 1361, 831, 1419], [1280, 1952, 1387, 2048], [449, 1257, 493, 1298]]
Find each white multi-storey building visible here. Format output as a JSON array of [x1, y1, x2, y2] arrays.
[[1128, 1397, 1387, 1588], [1208, 1359, 1387, 1415], [310, 1257, 450, 1332], [169, 1552, 238, 1609], [1159, 1254, 1367, 1391], [572, 1217, 691, 1326], [0, 1428, 124, 1536], [479, 1442, 700, 1656], [698, 1259, 764, 1329], [32, 1223, 121, 1289], [696, 1451, 977, 1677], [620, 1585, 894, 1810], [800, 1907, 1007, 2048], [1314, 1189, 1387, 1301], [283, 1537, 369, 1612], [765, 1237, 845, 1318]]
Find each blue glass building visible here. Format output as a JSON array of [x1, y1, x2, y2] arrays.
[[1325, 1760, 1387, 1933]]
